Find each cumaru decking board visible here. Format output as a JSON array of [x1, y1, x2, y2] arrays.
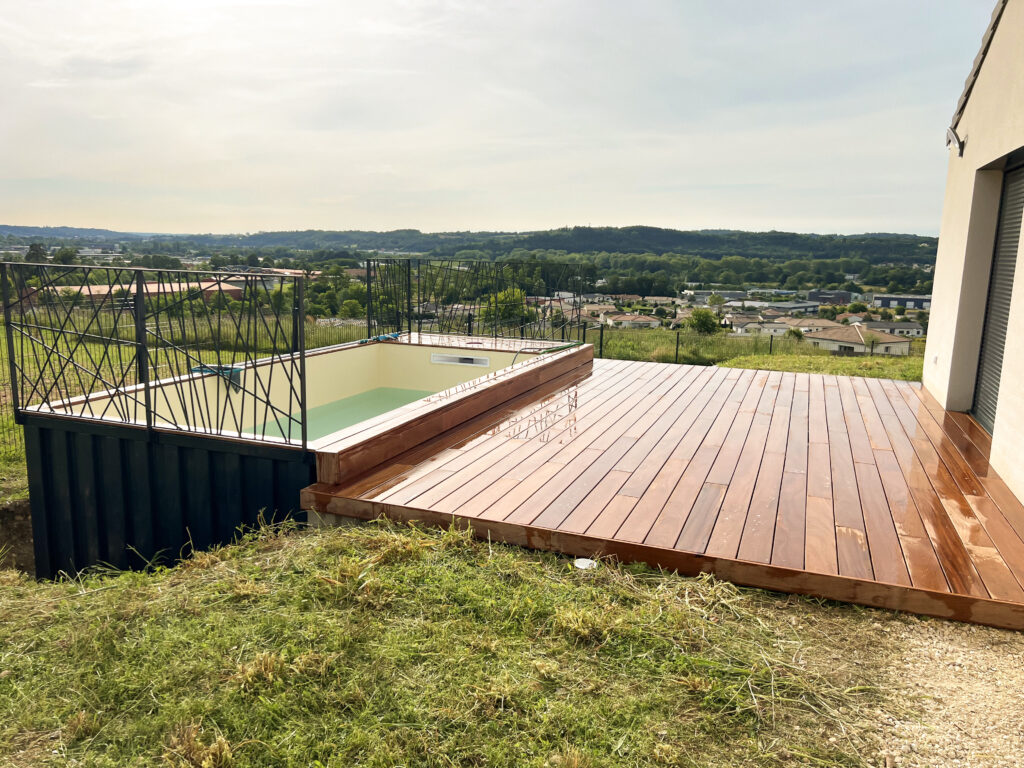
[[301, 359, 1024, 630]]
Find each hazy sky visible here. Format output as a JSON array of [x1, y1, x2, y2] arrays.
[[0, 1, 997, 235]]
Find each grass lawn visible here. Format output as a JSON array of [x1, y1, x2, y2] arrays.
[[718, 353, 924, 381], [0, 522, 896, 768], [0, 450, 27, 504]]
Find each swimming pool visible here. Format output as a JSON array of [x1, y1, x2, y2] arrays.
[[262, 387, 433, 440], [23, 333, 593, 577], [43, 334, 590, 455]]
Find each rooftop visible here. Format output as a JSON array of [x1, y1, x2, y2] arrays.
[[606, 313, 657, 322], [778, 317, 842, 328], [861, 320, 924, 330]]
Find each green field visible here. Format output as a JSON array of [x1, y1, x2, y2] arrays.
[[594, 328, 826, 365], [592, 328, 925, 381], [718, 353, 925, 382]]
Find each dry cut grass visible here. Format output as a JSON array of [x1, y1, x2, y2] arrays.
[[0, 520, 902, 767]]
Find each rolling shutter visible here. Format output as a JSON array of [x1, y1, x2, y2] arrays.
[[973, 164, 1024, 434]]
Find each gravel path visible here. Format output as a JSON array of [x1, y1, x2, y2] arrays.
[[878, 617, 1024, 767]]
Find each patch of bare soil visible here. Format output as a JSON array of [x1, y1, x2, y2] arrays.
[[878, 617, 1024, 767], [0, 500, 33, 573]]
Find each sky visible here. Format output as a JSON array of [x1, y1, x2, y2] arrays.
[[0, 0, 999, 236]]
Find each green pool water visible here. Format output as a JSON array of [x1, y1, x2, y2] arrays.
[[258, 387, 434, 441]]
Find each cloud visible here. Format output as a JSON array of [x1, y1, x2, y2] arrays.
[[0, 0, 999, 235]]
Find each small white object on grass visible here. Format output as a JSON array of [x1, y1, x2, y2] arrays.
[[573, 557, 598, 570]]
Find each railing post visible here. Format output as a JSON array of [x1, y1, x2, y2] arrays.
[[1, 263, 22, 422], [135, 270, 152, 431], [297, 277, 307, 450], [598, 323, 604, 358], [416, 259, 423, 337], [406, 259, 413, 337], [675, 330, 680, 364], [365, 259, 373, 337]]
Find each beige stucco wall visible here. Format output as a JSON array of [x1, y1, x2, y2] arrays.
[[924, 0, 1024, 498]]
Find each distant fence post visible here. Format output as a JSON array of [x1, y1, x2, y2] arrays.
[[467, 312, 474, 336], [769, 334, 774, 355], [598, 324, 604, 358], [1, 263, 21, 422], [675, 331, 681, 364], [134, 270, 152, 432], [870, 340, 875, 356], [582, 323, 587, 346]]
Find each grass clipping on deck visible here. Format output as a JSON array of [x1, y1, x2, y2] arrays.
[[0, 522, 887, 767]]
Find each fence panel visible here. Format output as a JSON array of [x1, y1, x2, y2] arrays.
[[2, 264, 309, 445], [592, 326, 923, 364], [367, 258, 591, 341]]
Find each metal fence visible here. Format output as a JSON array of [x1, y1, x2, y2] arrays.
[[367, 258, 590, 340], [2, 263, 310, 446], [0, 259, 925, 463], [590, 325, 926, 363]]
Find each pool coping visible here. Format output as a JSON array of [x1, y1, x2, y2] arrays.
[[311, 342, 594, 485]]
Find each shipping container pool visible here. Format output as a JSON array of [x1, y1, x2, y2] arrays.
[[22, 334, 594, 576]]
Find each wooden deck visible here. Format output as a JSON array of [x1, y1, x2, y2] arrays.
[[301, 358, 1024, 630]]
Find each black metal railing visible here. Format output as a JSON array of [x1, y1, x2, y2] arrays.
[[0, 259, 597, 453], [1, 263, 309, 447], [367, 258, 590, 340]]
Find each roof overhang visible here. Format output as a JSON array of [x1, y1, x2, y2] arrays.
[[949, 0, 1010, 143]]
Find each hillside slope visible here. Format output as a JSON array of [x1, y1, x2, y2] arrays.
[[0, 521, 893, 768]]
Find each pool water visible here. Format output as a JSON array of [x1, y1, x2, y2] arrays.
[[259, 387, 434, 441]]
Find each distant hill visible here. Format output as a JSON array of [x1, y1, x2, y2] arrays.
[[0, 226, 512, 253], [0, 224, 150, 240], [182, 229, 516, 252], [437, 226, 937, 263], [0, 224, 937, 264]]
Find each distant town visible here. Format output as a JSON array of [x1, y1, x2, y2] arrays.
[[0, 227, 932, 360]]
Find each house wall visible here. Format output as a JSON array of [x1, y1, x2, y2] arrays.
[[733, 324, 787, 336], [809, 339, 864, 353], [924, 0, 1024, 499], [808, 338, 910, 356], [877, 343, 910, 356], [872, 296, 931, 310]]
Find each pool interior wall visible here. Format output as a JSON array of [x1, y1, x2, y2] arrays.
[[263, 387, 434, 440]]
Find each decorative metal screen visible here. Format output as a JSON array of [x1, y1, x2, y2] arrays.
[[367, 259, 591, 341], [1, 263, 308, 446]]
